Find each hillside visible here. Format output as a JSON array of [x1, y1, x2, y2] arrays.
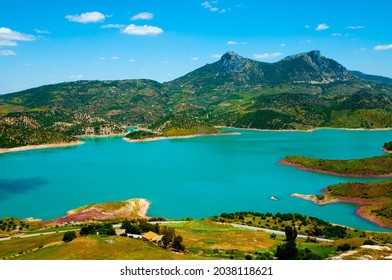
[[281, 153, 392, 178], [2, 215, 392, 260], [1, 50, 392, 148]]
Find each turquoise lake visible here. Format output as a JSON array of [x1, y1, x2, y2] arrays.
[[0, 128, 391, 232]]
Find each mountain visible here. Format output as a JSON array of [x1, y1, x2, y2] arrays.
[[350, 70, 392, 86], [168, 50, 355, 87], [1, 50, 392, 148], [275, 50, 354, 84]]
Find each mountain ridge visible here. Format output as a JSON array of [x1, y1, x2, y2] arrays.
[[1, 50, 392, 148]]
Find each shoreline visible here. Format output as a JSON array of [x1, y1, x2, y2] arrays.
[[45, 198, 151, 226], [76, 132, 129, 138], [291, 193, 392, 229], [279, 158, 392, 178], [123, 131, 240, 143], [0, 141, 85, 154], [218, 126, 392, 133]]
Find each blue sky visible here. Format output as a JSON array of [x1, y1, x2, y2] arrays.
[[0, 0, 391, 94]]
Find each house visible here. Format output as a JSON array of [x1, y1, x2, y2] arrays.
[[142, 231, 163, 244]]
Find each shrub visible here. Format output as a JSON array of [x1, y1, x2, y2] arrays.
[[62, 231, 76, 242], [337, 243, 351, 251]]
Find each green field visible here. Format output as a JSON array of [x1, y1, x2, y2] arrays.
[[2, 218, 392, 260]]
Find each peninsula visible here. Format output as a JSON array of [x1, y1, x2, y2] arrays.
[[291, 180, 392, 229], [280, 154, 392, 178], [46, 198, 150, 226], [283, 143, 392, 229], [124, 114, 238, 142]]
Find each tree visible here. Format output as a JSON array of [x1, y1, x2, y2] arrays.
[[121, 221, 142, 234], [161, 227, 176, 247], [80, 225, 96, 236], [62, 231, 76, 242], [275, 241, 298, 260], [284, 225, 297, 242], [99, 223, 116, 236], [275, 226, 298, 260], [172, 234, 185, 251]]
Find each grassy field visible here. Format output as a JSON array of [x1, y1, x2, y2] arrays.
[[12, 235, 198, 260], [166, 220, 278, 259], [0, 233, 63, 259], [284, 154, 392, 177], [1, 219, 391, 260]]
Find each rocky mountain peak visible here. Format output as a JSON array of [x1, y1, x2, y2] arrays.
[[218, 51, 252, 74], [280, 50, 354, 83]]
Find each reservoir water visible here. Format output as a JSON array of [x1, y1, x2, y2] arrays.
[[0, 128, 391, 232]]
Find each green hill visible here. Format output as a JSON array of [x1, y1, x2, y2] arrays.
[[1, 50, 392, 148], [282, 154, 392, 177]]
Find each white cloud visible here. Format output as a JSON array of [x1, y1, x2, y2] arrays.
[[101, 24, 126, 29], [131, 12, 154, 21], [122, 24, 163, 36], [67, 74, 84, 79], [315, 23, 329, 31], [374, 44, 392, 51], [0, 27, 35, 41], [129, 59, 136, 63], [0, 40, 17, 47], [0, 50, 16, 56], [65, 12, 106, 23], [227, 40, 237, 45], [304, 25, 310, 29], [100, 56, 120, 60], [34, 29, 51, 34], [202, 1, 226, 13], [331, 33, 342, 37], [253, 52, 283, 59], [201, 1, 212, 8], [346, 26, 365, 29], [211, 54, 222, 58], [191, 57, 200, 61], [280, 43, 286, 47]]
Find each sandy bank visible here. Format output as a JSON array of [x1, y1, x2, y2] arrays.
[[291, 193, 392, 229], [123, 132, 240, 143], [0, 141, 85, 154], [46, 198, 151, 226], [279, 158, 392, 178]]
